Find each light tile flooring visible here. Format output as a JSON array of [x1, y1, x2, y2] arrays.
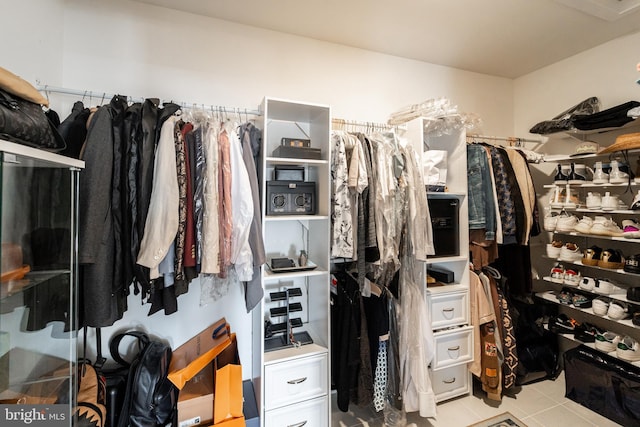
[[331, 373, 622, 426]]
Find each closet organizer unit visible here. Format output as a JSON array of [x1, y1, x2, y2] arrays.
[[252, 98, 331, 427], [405, 119, 473, 402], [536, 121, 640, 366], [0, 140, 83, 418]]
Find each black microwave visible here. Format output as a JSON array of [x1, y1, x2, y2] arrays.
[[427, 197, 459, 258]]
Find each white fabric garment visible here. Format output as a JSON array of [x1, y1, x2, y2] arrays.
[[137, 116, 180, 278], [399, 258, 436, 417], [226, 123, 254, 281], [201, 121, 220, 274], [402, 138, 434, 258], [330, 131, 354, 258]]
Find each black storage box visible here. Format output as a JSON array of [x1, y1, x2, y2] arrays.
[[272, 145, 322, 160], [427, 196, 459, 258], [564, 345, 640, 426]]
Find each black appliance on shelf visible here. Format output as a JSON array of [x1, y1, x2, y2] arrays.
[[427, 196, 459, 258]]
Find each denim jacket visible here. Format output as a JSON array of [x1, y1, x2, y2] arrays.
[[467, 144, 496, 240]]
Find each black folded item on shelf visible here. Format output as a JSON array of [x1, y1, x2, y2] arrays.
[[572, 100, 640, 130], [427, 265, 454, 283], [529, 96, 600, 135], [628, 286, 640, 302]]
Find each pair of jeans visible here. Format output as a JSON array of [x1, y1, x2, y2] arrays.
[[467, 144, 496, 240]]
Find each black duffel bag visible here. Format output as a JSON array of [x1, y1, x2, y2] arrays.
[[0, 88, 66, 151]]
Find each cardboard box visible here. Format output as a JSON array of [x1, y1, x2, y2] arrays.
[[177, 363, 214, 427], [213, 364, 243, 424], [169, 318, 244, 427], [169, 318, 232, 390]]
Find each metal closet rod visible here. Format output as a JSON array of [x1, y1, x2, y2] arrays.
[[332, 117, 407, 131], [36, 84, 262, 116], [466, 134, 540, 144]]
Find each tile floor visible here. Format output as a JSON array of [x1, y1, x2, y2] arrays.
[[331, 372, 622, 426]]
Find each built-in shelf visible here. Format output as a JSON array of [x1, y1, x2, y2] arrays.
[[552, 230, 640, 243]]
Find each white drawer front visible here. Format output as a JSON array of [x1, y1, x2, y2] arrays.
[[431, 364, 470, 402], [264, 396, 328, 427], [264, 354, 328, 410], [432, 325, 473, 370], [428, 290, 469, 329]]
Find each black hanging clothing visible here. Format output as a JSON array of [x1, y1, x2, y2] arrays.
[[133, 98, 158, 296], [331, 272, 361, 412], [58, 101, 90, 159]]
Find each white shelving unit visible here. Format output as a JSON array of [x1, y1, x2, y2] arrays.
[[252, 97, 331, 427], [537, 125, 640, 371], [405, 119, 472, 402]]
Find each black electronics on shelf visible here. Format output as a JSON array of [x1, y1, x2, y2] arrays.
[[427, 196, 460, 258], [264, 288, 313, 352]]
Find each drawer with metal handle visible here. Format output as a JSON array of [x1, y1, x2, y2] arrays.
[[264, 395, 328, 427], [427, 289, 469, 329], [264, 353, 328, 410], [430, 363, 471, 402], [432, 325, 474, 370]]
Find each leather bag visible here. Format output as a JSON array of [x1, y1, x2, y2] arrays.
[[0, 88, 66, 151]]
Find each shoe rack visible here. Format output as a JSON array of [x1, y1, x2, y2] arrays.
[[534, 123, 640, 367]]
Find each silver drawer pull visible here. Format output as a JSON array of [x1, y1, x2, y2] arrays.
[[442, 307, 455, 312], [443, 377, 456, 384], [448, 346, 460, 351], [287, 377, 308, 385], [288, 422, 308, 427]]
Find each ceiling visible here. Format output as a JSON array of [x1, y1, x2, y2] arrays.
[[135, 0, 640, 78]]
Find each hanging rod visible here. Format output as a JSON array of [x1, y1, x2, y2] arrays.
[[466, 133, 540, 147], [36, 84, 262, 116], [332, 117, 406, 131]]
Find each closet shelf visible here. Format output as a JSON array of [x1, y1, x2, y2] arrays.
[[543, 182, 640, 189], [541, 277, 640, 306], [543, 323, 640, 368], [1, 270, 70, 301], [541, 259, 640, 277], [552, 230, 640, 243], [549, 207, 638, 215], [543, 118, 640, 141], [536, 290, 638, 328], [425, 283, 468, 295], [265, 215, 330, 222], [263, 343, 328, 365], [263, 268, 328, 281], [265, 156, 329, 166], [426, 255, 468, 265]]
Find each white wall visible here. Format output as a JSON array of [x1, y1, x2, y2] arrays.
[[514, 31, 640, 142], [2, 0, 516, 377]]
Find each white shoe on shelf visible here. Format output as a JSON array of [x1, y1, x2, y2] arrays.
[[600, 192, 619, 211], [631, 190, 640, 211], [559, 242, 581, 262], [556, 212, 578, 232], [590, 216, 623, 236], [592, 161, 609, 184], [609, 160, 629, 184], [585, 192, 601, 210], [574, 216, 593, 234], [617, 336, 640, 362]]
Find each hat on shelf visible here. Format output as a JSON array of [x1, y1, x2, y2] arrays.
[[598, 132, 640, 154]]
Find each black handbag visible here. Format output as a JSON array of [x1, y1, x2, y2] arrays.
[[0, 88, 66, 151]]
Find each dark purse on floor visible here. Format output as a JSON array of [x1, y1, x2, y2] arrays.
[[0, 88, 66, 151]]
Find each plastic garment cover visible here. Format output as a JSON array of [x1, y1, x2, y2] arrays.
[[564, 345, 640, 426], [226, 123, 254, 281], [200, 121, 220, 274], [399, 256, 436, 417], [383, 295, 406, 426], [402, 139, 434, 258], [529, 97, 600, 134]]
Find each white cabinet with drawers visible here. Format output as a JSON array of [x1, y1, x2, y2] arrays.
[[406, 120, 473, 403], [252, 98, 332, 426]]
